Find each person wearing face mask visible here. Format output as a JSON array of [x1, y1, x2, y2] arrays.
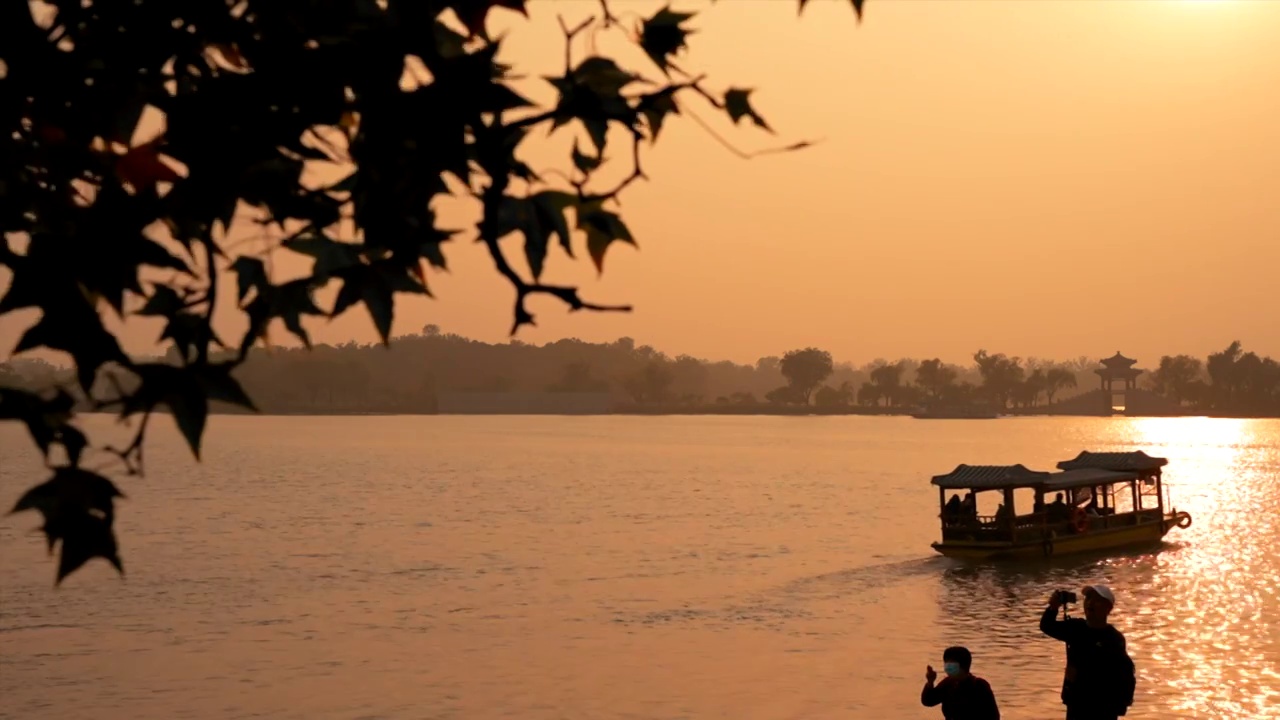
[[1040, 584, 1136, 719], [920, 645, 1001, 720]]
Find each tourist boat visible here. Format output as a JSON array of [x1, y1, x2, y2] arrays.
[[929, 451, 1193, 560]]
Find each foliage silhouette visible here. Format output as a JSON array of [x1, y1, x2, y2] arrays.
[[779, 347, 834, 404], [0, 0, 868, 584]]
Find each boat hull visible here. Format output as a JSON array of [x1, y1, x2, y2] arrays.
[[931, 513, 1190, 561]]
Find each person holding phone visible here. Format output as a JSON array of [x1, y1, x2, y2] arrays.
[[921, 645, 1001, 719], [1040, 585, 1135, 719]]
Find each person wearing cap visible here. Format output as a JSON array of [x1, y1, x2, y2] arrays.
[[1040, 584, 1136, 719], [920, 645, 1001, 720]]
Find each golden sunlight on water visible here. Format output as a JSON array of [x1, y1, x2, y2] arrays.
[[1, 415, 1279, 719]]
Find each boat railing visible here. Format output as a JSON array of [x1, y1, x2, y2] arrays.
[[942, 506, 1167, 544], [941, 513, 997, 528]]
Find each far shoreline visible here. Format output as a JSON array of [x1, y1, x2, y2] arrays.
[[104, 405, 1280, 420]]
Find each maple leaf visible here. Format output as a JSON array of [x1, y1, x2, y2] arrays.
[[577, 202, 636, 274], [114, 138, 184, 194], [723, 88, 773, 133], [640, 6, 696, 74], [799, 0, 866, 21], [450, 0, 529, 39], [330, 262, 429, 344]]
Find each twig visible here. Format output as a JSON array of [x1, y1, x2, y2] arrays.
[[683, 107, 750, 160], [103, 409, 151, 476], [598, 0, 618, 27], [483, 233, 631, 333], [583, 128, 646, 203]]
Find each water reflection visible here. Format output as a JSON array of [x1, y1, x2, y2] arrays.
[[933, 418, 1280, 719], [3, 416, 1280, 719]]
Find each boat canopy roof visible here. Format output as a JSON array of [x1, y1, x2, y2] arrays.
[[931, 464, 1049, 490], [932, 464, 1143, 491], [1056, 451, 1167, 472], [1042, 468, 1140, 490]]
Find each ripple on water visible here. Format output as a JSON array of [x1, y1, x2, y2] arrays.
[[1, 415, 1279, 719]]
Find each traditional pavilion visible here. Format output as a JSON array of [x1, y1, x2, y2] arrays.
[[1095, 352, 1141, 392]]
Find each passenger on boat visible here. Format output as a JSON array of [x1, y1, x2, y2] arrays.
[[944, 493, 964, 522], [921, 645, 1001, 720], [994, 503, 1011, 525], [1047, 493, 1070, 523], [960, 492, 978, 520], [1039, 586, 1136, 720]]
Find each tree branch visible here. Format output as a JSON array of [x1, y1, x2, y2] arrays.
[[484, 233, 632, 334], [103, 409, 151, 476], [582, 128, 646, 203]]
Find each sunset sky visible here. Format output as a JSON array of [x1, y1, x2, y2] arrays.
[[2, 0, 1278, 368]]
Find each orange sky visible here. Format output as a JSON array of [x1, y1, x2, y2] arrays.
[[3, 0, 1279, 368]]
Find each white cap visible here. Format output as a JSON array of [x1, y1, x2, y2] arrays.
[[1084, 584, 1116, 605]]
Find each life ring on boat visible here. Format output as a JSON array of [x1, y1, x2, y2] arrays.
[[1175, 512, 1192, 529], [1071, 507, 1090, 533]]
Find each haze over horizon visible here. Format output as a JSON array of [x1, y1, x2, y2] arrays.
[[3, 0, 1278, 368]]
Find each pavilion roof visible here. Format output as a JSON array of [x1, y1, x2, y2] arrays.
[[1099, 351, 1138, 368]]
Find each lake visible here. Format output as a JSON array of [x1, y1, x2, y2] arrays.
[[2, 415, 1278, 719]]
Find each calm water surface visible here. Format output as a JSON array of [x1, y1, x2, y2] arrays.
[[1, 415, 1278, 719]]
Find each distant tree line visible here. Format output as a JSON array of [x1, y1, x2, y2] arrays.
[[10, 332, 1277, 416], [1145, 341, 1280, 415]]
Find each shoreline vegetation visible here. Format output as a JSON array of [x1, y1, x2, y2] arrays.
[[4, 330, 1278, 419]]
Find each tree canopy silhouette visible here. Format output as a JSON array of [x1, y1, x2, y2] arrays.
[[779, 347, 834, 404], [0, 0, 867, 584]]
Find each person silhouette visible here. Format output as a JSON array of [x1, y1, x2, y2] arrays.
[[921, 645, 1001, 719]]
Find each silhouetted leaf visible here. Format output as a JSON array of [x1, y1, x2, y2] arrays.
[[498, 191, 578, 280], [574, 57, 640, 97], [724, 88, 772, 132], [57, 512, 123, 585], [231, 257, 269, 303], [572, 139, 603, 174], [799, 0, 866, 20], [418, 222, 457, 270], [10, 468, 124, 523], [198, 362, 257, 412], [284, 234, 363, 278], [115, 138, 184, 194], [10, 467, 126, 580], [640, 7, 696, 74], [13, 298, 129, 392], [111, 92, 150, 146], [532, 191, 577, 257], [241, 279, 325, 350], [127, 363, 209, 459], [136, 285, 184, 317], [58, 425, 88, 467], [548, 56, 641, 154], [161, 312, 226, 361], [451, 0, 529, 39], [433, 19, 468, 59], [330, 263, 429, 344], [637, 88, 681, 142], [1, 0, 868, 588], [0, 387, 78, 459], [577, 202, 636, 273], [327, 172, 358, 194]]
